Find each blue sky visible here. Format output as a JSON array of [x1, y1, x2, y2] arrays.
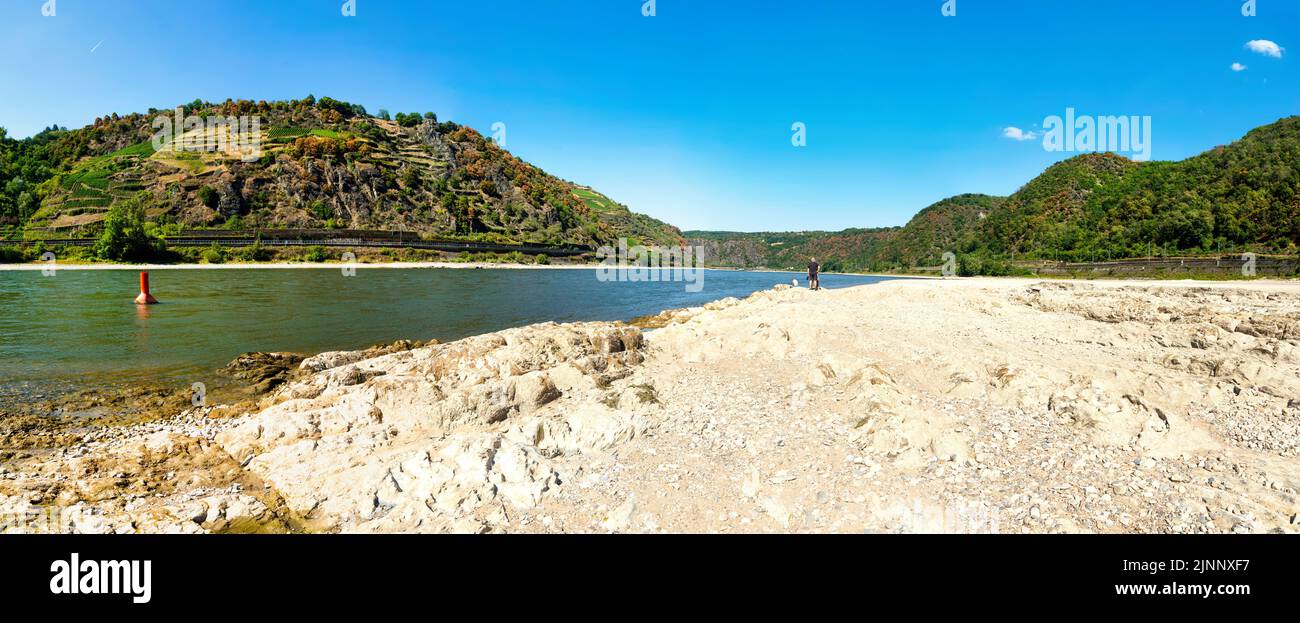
[[1, 0, 1296, 231]]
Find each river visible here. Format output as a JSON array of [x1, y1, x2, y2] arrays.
[[0, 267, 899, 405]]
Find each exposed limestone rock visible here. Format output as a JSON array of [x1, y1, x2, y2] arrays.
[[214, 322, 647, 532], [223, 352, 305, 394]]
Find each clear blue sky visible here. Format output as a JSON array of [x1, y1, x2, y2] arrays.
[[1, 0, 1296, 231]]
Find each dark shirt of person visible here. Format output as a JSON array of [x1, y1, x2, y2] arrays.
[[808, 261, 819, 277]]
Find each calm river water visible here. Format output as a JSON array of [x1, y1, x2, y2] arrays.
[[0, 267, 898, 405]]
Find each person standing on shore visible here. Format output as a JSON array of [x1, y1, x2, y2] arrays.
[[808, 257, 821, 291]]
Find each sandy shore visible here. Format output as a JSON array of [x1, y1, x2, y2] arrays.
[[2, 277, 1298, 534]]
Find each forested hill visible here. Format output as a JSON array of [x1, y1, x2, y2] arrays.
[[691, 117, 1300, 272], [685, 229, 898, 272], [685, 194, 996, 272], [0, 96, 683, 248], [975, 117, 1300, 261]]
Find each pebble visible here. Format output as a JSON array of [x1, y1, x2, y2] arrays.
[[768, 471, 796, 484]]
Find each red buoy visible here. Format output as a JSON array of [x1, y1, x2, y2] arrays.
[[134, 271, 159, 305]]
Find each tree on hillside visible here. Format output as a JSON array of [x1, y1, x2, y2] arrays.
[[196, 186, 220, 210], [94, 194, 166, 262], [395, 112, 423, 128], [17, 192, 37, 221]]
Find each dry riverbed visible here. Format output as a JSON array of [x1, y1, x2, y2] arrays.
[[2, 278, 1298, 534]]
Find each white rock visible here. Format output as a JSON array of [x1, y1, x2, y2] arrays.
[[602, 496, 637, 532]]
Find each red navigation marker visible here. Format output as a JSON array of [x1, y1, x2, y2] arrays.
[[134, 271, 159, 305]]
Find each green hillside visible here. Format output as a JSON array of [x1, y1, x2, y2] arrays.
[[876, 193, 1004, 267], [690, 117, 1300, 273], [0, 97, 683, 248], [571, 187, 683, 247], [976, 118, 1300, 261]]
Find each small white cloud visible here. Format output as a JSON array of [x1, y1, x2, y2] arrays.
[[1231, 62, 1248, 72], [1002, 127, 1039, 141], [1245, 40, 1284, 58]]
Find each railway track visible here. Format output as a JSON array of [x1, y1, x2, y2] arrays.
[[14, 236, 592, 257]]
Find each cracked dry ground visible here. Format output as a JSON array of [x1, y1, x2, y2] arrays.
[[3, 278, 1298, 533]]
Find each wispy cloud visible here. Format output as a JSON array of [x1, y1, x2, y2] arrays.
[[1002, 127, 1039, 142], [1245, 39, 1284, 58], [1231, 62, 1248, 72]]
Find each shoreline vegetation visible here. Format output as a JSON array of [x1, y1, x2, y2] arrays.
[[3, 277, 1297, 534], [0, 260, 900, 279], [1, 254, 1295, 281], [2, 216, 1297, 279], [4, 212, 1296, 279]]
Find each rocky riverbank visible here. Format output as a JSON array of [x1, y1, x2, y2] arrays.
[[2, 278, 1298, 533]]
